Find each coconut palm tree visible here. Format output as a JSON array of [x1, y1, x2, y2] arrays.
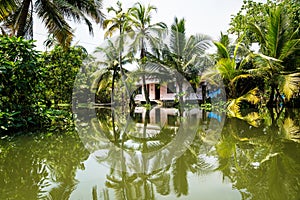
[[249, 5, 300, 107], [0, 0, 104, 47], [102, 1, 136, 107], [128, 2, 167, 104], [102, 1, 132, 38], [159, 17, 211, 105], [94, 39, 132, 104], [202, 33, 253, 99]]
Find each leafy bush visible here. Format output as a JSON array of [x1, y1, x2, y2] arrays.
[[0, 36, 44, 132], [41, 45, 88, 107], [0, 37, 87, 134]]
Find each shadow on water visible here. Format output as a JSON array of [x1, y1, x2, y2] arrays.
[[1, 107, 300, 199]]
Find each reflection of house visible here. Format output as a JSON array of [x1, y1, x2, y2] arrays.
[[132, 106, 206, 137], [133, 106, 180, 127], [134, 78, 203, 104], [132, 106, 179, 136]]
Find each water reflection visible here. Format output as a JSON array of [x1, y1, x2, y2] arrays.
[[0, 131, 89, 200], [216, 108, 300, 200], [1, 108, 300, 199]]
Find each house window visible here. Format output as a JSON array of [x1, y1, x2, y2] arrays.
[[136, 86, 142, 94], [167, 114, 177, 126], [167, 82, 176, 93], [134, 113, 143, 123]]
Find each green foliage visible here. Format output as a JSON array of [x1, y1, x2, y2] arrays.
[[0, 37, 86, 134], [41, 45, 87, 107], [0, 36, 43, 132], [229, 0, 271, 45], [217, 109, 300, 200], [0, 0, 104, 48], [226, 1, 300, 107], [229, 0, 300, 46]]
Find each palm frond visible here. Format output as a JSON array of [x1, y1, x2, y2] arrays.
[[66, 0, 104, 24], [282, 117, 300, 143], [233, 35, 245, 60], [229, 73, 252, 86], [249, 22, 266, 46], [264, 6, 282, 57], [170, 17, 186, 57], [201, 67, 222, 86], [0, 0, 17, 20], [278, 73, 300, 100], [216, 58, 236, 81], [213, 41, 230, 59], [279, 38, 300, 61], [35, 0, 73, 48], [57, 1, 98, 36]]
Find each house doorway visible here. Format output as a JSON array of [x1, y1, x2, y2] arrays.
[[155, 84, 160, 100]]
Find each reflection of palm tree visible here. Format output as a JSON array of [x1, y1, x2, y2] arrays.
[[0, 131, 89, 200], [94, 108, 175, 199], [93, 107, 215, 199], [215, 112, 300, 200], [172, 135, 211, 197]]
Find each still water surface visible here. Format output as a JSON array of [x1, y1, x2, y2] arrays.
[[1, 107, 299, 200]]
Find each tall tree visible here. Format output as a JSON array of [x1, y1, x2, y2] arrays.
[[102, 1, 133, 105], [161, 17, 211, 105], [128, 2, 167, 104], [202, 33, 252, 99], [94, 39, 132, 104], [0, 0, 104, 47], [102, 1, 131, 38], [249, 5, 300, 107]]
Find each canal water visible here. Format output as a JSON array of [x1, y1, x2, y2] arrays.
[[1, 107, 299, 200]]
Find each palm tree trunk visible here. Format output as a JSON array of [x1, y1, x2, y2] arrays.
[[16, 0, 31, 37], [201, 83, 207, 104], [140, 39, 150, 105], [142, 75, 150, 104], [267, 84, 276, 108], [118, 28, 132, 107], [111, 67, 117, 104]]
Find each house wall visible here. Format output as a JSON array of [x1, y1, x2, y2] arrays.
[[159, 84, 176, 101], [148, 83, 155, 100], [134, 82, 203, 102]]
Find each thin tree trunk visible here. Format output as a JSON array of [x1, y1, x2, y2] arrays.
[[16, 0, 31, 37], [142, 75, 150, 104], [140, 39, 150, 105], [111, 66, 117, 104], [201, 83, 207, 104], [267, 85, 276, 108], [118, 27, 132, 107], [142, 109, 149, 174]]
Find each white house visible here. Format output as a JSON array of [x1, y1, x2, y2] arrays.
[[134, 78, 203, 104]]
